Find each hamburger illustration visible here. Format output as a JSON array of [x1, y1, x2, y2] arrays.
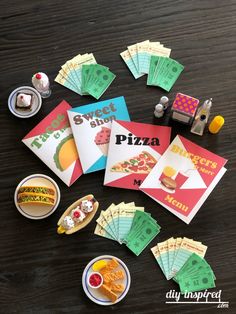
[[53, 135, 79, 171]]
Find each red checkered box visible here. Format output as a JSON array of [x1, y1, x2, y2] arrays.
[[171, 93, 199, 124]]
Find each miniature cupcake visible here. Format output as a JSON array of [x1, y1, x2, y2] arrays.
[[80, 200, 94, 213], [94, 127, 111, 156], [71, 208, 86, 223], [16, 93, 32, 110]]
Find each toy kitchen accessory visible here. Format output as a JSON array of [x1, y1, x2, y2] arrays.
[[170, 93, 199, 124], [191, 98, 212, 136], [57, 194, 99, 234]]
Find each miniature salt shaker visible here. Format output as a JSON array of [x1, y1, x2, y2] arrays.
[[32, 72, 51, 98], [159, 96, 169, 110], [154, 104, 164, 118]]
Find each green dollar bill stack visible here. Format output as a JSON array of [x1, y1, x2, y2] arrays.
[[147, 56, 184, 91], [174, 253, 216, 293], [54, 53, 116, 99], [94, 202, 161, 256], [81, 64, 116, 99], [151, 238, 216, 293]]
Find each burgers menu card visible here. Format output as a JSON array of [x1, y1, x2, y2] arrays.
[[67, 96, 130, 174], [104, 120, 171, 190], [140, 135, 227, 224], [22, 100, 83, 186]]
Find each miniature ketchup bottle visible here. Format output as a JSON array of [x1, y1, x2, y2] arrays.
[[208, 115, 225, 134]]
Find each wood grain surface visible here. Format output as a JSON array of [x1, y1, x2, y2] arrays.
[[0, 0, 236, 313]]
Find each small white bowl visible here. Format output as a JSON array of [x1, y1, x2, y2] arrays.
[[87, 272, 104, 289], [8, 86, 42, 118], [14, 174, 60, 220]]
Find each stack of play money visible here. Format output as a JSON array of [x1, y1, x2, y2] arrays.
[[94, 202, 161, 256], [55, 53, 116, 99], [151, 237, 216, 293], [147, 56, 184, 91], [120, 40, 184, 91]]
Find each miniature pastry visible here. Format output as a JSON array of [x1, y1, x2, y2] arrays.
[[103, 270, 124, 284], [71, 208, 86, 222], [32, 72, 51, 98], [99, 258, 119, 275], [94, 127, 111, 156], [80, 200, 94, 213], [16, 93, 32, 110], [99, 284, 118, 303], [107, 283, 125, 293]]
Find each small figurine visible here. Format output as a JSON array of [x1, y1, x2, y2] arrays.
[[32, 72, 51, 98], [208, 115, 225, 134], [154, 103, 164, 118], [57, 194, 99, 234], [170, 93, 199, 124], [191, 98, 212, 136]]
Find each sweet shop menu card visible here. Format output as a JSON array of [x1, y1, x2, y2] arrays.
[[140, 135, 227, 224], [22, 100, 83, 186], [67, 97, 130, 174], [104, 120, 171, 190]]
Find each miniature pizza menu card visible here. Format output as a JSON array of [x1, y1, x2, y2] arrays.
[[140, 135, 227, 224], [104, 120, 171, 190], [67, 96, 130, 174], [22, 100, 83, 186]]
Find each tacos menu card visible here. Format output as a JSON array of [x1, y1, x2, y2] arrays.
[[104, 120, 171, 190], [22, 100, 82, 186], [140, 135, 227, 224], [67, 96, 130, 173]]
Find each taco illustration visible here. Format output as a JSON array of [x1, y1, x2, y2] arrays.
[[54, 135, 78, 171]]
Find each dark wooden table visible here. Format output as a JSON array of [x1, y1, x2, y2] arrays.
[[1, 0, 236, 313]]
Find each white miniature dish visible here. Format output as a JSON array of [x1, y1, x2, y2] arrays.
[[82, 255, 131, 306], [87, 272, 104, 289], [14, 174, 60, 220], [8, 86, 42, 118]]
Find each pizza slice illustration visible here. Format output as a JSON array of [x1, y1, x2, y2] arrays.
[[110, 151, 157, 174]]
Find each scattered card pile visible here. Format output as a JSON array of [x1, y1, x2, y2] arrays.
[[147, 56, 184, 91], [151, 237, 216, 293], [94, 202, 161, 256], [55, 53, 116, 99], [120, 40, 184, 91]]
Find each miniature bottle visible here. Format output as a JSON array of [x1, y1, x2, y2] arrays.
[[32, 72, 51, 98], [191, 98, 212, 136]]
